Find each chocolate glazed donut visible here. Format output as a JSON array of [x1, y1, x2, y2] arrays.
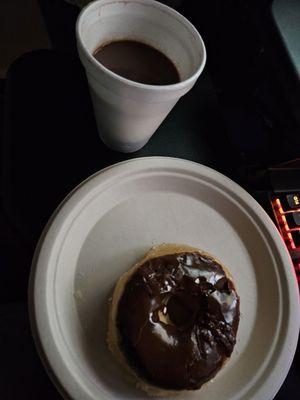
[[116, 250, 240, 391]]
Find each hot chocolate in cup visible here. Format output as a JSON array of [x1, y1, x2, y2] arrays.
[[76, 0, 206, 153]]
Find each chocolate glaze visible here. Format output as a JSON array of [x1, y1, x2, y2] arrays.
[[117, 252, 240, 391]]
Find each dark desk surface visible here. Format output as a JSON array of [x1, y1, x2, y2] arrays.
[[0, 50, 299, 400]]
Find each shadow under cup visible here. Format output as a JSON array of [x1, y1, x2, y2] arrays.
[[76, 0, 206, 152]]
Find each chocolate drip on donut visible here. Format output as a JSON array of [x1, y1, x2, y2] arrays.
[[117, 252, 240, 390]]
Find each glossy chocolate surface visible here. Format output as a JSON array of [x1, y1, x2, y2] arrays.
[[117, 252, 240, 390]]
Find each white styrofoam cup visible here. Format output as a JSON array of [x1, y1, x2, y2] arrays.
[[76, 0, 206, 152]]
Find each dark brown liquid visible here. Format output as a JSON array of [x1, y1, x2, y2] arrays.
[[93, 40, 180, 85]]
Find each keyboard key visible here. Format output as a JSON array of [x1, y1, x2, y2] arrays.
[[277, 193, 300, 211], [291, 230, 300, 248], [286, 194, 300, 209], [286, 212, 300, 228]]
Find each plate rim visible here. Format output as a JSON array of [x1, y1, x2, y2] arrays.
[[29, 156, 300, 400]]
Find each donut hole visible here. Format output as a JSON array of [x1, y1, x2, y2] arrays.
[[159, 293, 200, 329]]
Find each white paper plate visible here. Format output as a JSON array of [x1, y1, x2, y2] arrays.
[[29, 157, 299, 400]]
